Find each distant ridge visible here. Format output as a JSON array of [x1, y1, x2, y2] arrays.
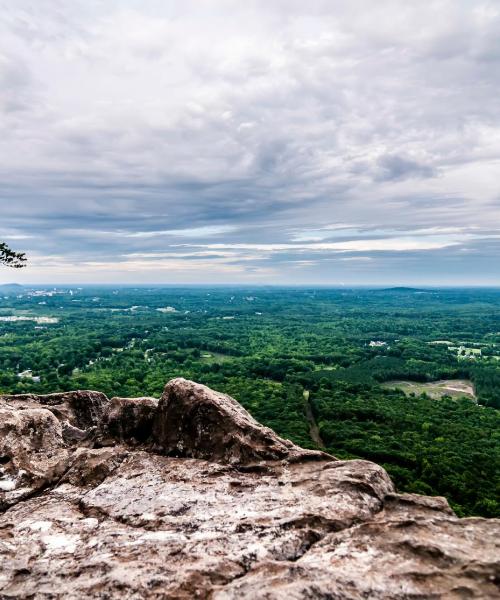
[[376, 286, 430, 293], [0, 283, 24, 291]]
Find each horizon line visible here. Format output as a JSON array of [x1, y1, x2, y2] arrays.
[[2, 282, 500, 290]]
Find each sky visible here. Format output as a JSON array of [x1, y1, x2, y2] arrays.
[[1, 0, 500, 286]]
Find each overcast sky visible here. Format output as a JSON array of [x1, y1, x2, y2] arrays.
[[1, 0, 500, 285]]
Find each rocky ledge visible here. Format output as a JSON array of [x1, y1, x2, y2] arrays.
[[0, 378, 499, 599]]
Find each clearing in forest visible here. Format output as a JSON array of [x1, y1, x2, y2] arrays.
[[381, 379, 476, 400]]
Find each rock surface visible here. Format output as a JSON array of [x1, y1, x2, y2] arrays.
[[153, 378, 327, 464], [99, 396, 158, 445], [0, 378, 499, 599]]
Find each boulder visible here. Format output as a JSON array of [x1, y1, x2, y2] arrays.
[[99, 396, 158, 444], [0, 403, 69, 509], [152, 378, 328, 464], [0, 390, 109, 431]]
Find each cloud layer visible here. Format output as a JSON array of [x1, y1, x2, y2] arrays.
[[1, 0, 500, 284]]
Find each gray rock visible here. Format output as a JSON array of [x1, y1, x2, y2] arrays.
[[153, 378, 329, 464], [0, 390, 109, 430], [0, 404, 69, 509], [61, 420, 89, 443], [99, 396, 158, 444], [0, 379, 499, 599]]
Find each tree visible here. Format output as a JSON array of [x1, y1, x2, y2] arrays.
[[0, 242, 27, 268]]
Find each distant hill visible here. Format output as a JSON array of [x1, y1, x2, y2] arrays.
[[0, 283, 24, 293], [376, 286, 430, 293]]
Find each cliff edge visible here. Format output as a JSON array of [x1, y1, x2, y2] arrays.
[[1, 378, 499, 598]]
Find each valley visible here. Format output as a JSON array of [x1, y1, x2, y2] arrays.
[[0, 284, 499, 518]]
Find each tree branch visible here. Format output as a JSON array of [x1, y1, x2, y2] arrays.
[[0, 242, 27, 268]]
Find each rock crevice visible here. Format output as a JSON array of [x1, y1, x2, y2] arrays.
[[1, 378, 499, 599]]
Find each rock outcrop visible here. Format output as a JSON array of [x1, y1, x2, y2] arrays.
[[0, 378, 499, 599], [152, 378, 328, 464], [99, 396, 158, 445]]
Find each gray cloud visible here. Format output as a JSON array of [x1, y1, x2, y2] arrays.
[[374, 155, 437, 182], [1, 0, 500, 284]]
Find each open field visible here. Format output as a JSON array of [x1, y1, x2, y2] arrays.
[[200, 351, 233, 363], [381, 379, 476, 400]]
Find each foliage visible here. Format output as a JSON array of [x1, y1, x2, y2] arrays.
[[312, 381, 500, 517], [0, 285, 499, 517], [0, 242, 27, 268]]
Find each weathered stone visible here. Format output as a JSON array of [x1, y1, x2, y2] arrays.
[[99, 396, 158, 444], [153, 378, 329, 464], [216, 512, 500, 599], [61, 421, 89, 443], [59, 446, 130, 487], [0, 404, 69, 509], [0, 379, 499, 599], [0, 390, 109, 431]]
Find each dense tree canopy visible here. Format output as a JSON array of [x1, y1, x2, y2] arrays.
[[0, 286, 499, 517]]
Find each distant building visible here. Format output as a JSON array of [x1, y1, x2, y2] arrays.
[[157, 306, 177, 313], [456, 346, 482, 360], [17, 370, 41, 383]]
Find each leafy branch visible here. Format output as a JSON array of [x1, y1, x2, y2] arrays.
[[0, 242, 27, 268]]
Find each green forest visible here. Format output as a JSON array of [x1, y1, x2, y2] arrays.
[[1, 284, 499, 518]]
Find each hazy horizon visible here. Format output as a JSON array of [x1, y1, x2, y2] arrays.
[[3, 282, 500, 291], [2, 1, 500, 285]]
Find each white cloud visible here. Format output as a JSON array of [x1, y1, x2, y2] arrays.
[[188, 236, 461, 253], [1, 1, 500, 283]]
